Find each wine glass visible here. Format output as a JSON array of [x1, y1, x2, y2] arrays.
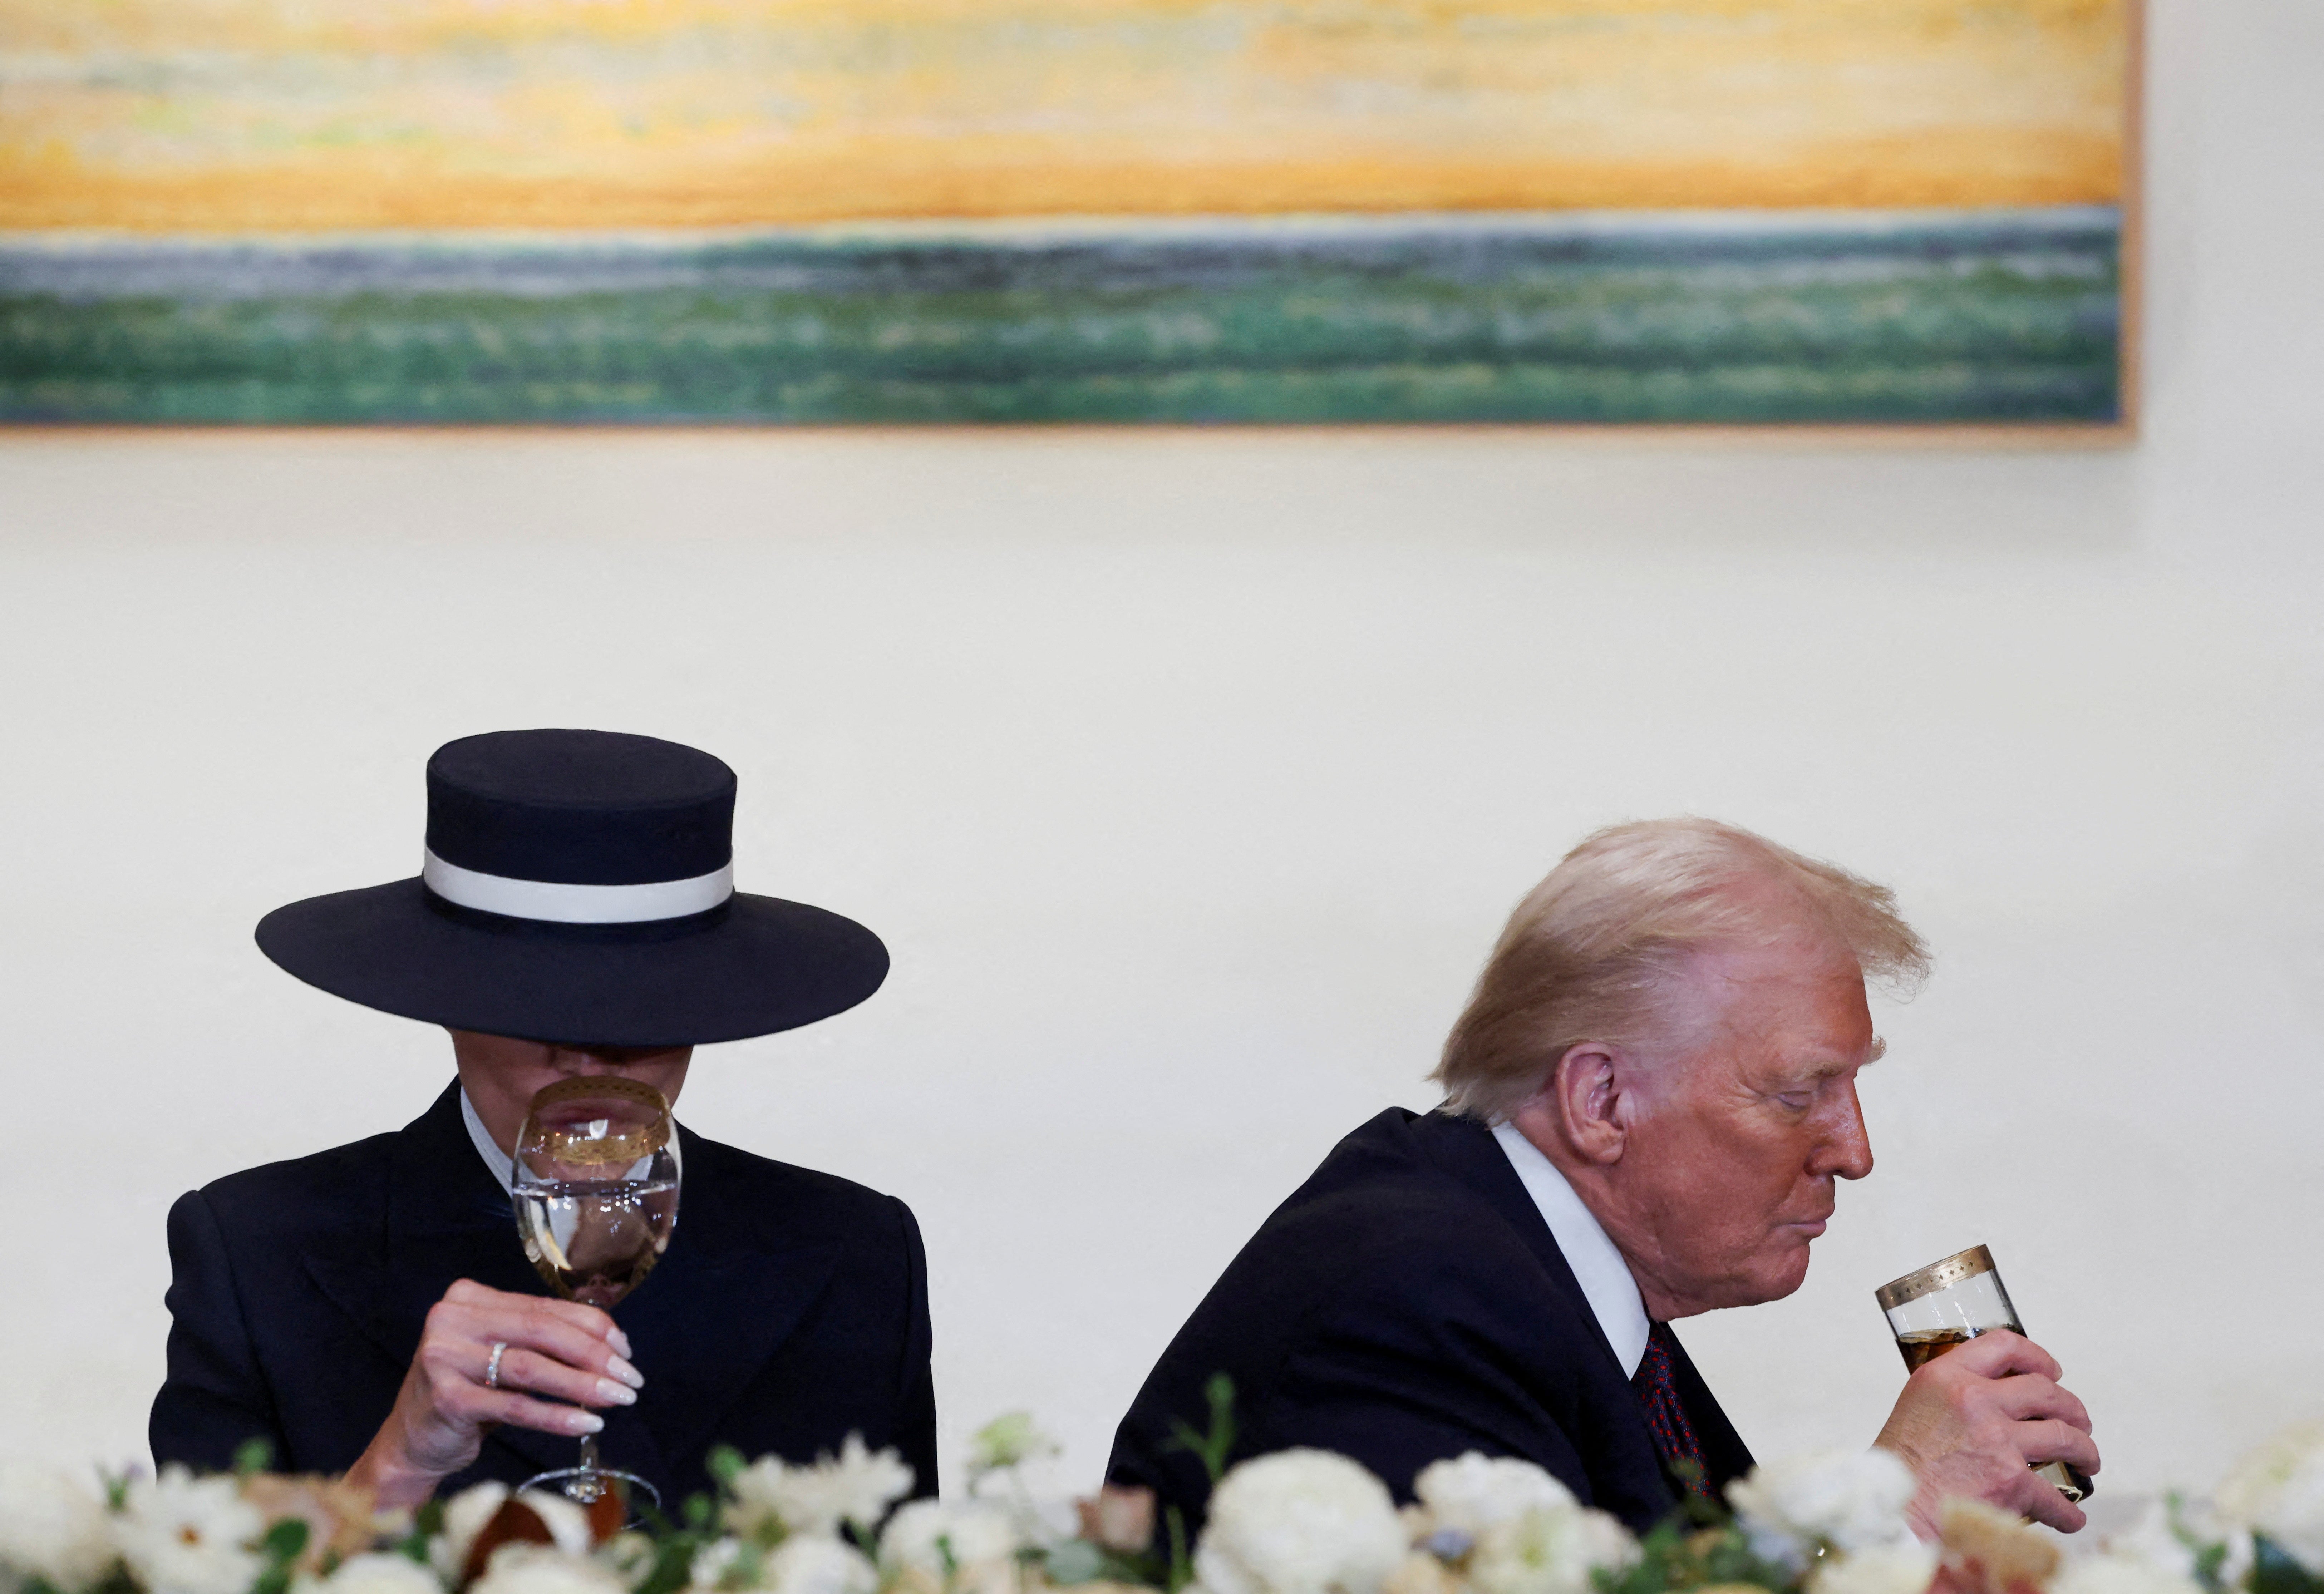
[[511, 1075, 681, 1513]]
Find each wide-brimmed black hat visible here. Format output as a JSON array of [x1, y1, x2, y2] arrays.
[[255, 729, 888, 1046]]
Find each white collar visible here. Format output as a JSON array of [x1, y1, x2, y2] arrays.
[[461, 1087, 520, 1195], [459, 1085, 683, 1198], [1490, 1119, 1652, 1377]]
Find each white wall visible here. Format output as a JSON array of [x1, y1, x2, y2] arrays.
[[3, 0, 2319, 1514]]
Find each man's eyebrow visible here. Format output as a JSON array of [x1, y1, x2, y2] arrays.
[[1796, 1039, 1883, 1080]]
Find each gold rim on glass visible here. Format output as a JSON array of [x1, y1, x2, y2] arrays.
[[521, 1076, 671, 1168], [1874, 1244, 1998, 1312]]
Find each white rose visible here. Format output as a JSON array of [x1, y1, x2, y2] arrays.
[[1464, 1505, 1636, 1594], [2218, 1423, 2324, 1576], [0, 1462, 116, 1592], [728, 1439, 917, 1543], [112, 1467, 266, 1594], [1806, 1544, 1939, 1594], [2051, 1554, 2205, 1594], [877, 1500, 1021, 1573], [1193, 1450, 1407, 1594], [1726, 1452, 1918, 1570], [1410, 1456, 1579, 1540], [764, 1536, 878, 1594], [470, 1544, 628, 1594], [322, 1553, 447, 1594]]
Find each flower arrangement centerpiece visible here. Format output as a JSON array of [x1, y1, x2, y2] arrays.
[[10, 1388, 2324, 1594]]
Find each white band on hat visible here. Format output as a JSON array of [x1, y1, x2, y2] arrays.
[[422, 849, 735, 924]]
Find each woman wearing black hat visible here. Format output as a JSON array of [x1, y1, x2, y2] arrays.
[[149, 730, 935, 1509]]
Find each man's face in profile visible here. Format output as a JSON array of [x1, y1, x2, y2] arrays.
[[1612, 941, 1879, 1317]]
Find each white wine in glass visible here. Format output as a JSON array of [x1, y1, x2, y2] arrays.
[[512, 1075, 681, 1512]]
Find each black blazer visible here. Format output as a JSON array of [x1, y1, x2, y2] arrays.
[[1107, 1109, 1751, 1536], [152, 1083, 937, 1504]]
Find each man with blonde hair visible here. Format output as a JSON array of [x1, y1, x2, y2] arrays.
[[1108, 819, 2097, 1540]]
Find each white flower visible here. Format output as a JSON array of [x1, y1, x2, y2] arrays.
[[112, 1466, 266, 1594], [684, 1536, 874, 1594], [688, 1540, 752, 1592], [728, 1438, 917, 1543], [1193, 1450, 1407, 1594], [2218, 1422, 2324, 1575], [877, 1499, 1021, 1573], [764, 1537, 878, 1594], [597, 1533, 659, 1587], [2103, 1498, 2252, 1592], [1410, 1455, 1579, 1539], [515, 1494, 594, 1559], [1727, 1451, 1919, 1571], [470, 1544, 628, 1594], [1806, 1544, 1940, 1594], [432, 1483, 513, 1581], [321, 1553, 446, 1594], [2050, 1554, 2204, 1594], [427, 1484, 590, 1583], [1381, 1553, 1459, 1594], [0, 1462, 116, 1592], [966, 1416, 1059, 1480], [1464, 1505, 1636, 1594]]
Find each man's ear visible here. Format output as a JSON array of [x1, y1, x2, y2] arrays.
[[1513, 1042, 1627, 1166]]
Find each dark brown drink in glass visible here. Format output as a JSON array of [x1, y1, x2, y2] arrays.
[[1876, 1247, 2093, 1505]]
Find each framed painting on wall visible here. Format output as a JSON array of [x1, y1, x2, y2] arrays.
[[0, 0, 2136, 427]]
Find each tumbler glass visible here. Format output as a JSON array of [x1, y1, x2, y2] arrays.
[[1875, 1245, 2093, 1504]]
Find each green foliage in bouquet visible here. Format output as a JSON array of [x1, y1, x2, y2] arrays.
[[13, 1397, 2324, 1594], [1598, 1467, 1799, 1594]]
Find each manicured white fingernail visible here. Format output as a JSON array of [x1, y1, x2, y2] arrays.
[[608, 1329, 634, 1359], [598, 1379, 638, 1406], [607, 1356, 644, 1390], [570, 1411, 605, 1434]]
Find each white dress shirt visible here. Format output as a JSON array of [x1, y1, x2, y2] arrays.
[[1491, 1119, 1651, 1377], [461, 1085, 683, 1197]]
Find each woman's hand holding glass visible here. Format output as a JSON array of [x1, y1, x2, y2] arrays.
[[344, 1279, 645, 1509]]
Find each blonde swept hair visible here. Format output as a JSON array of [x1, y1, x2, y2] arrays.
[[1433, 818, 1930, 1121]]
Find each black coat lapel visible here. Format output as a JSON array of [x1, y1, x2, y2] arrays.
[[1408, 1111, 1724, 1520], [299, 1083, 538, 1364], [614, 1128, 843, 1472], [301, 1084, 583, 1479], [1408, 1112, 1630, 1378]]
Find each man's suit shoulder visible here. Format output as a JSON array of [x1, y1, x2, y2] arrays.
[[1174, 1107, 1586, 1375], [1248, 1109, 1546, 1278]]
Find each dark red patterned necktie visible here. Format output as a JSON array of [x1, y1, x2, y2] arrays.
[[1633, 1322, 1712, 1500]]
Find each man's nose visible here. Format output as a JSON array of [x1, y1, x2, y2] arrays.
[[552, 1047, 629, 1074], [1820, 1087, 1875, 1181]]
